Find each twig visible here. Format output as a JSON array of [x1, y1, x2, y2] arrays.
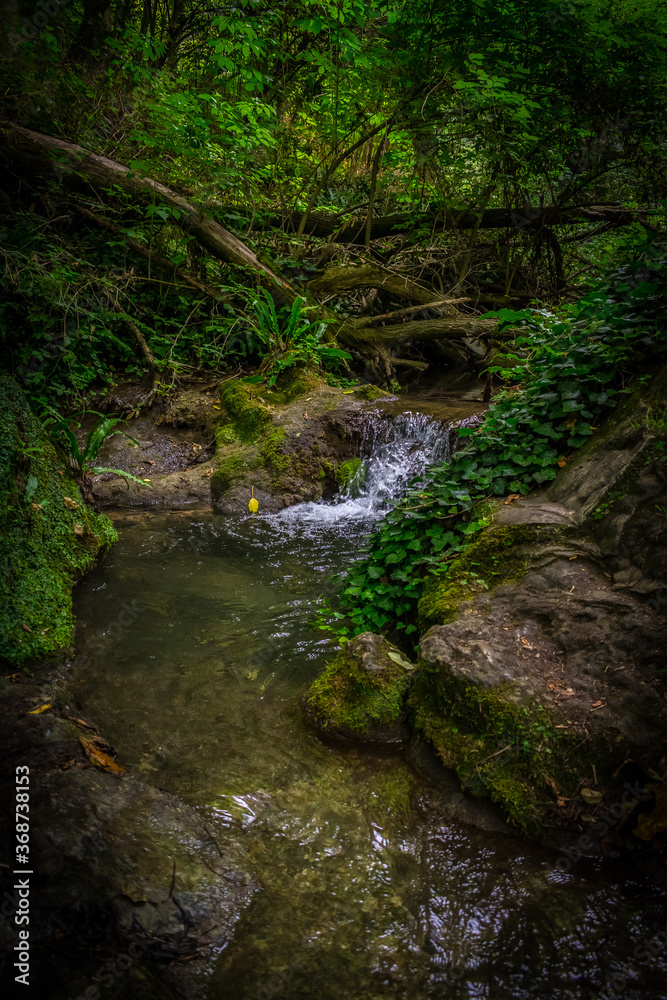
[[476, 744, 511, 766]]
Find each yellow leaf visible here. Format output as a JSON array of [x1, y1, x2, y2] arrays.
[[30, 502, 42, 511], [248, 497, 259, 514], [63, 496, 79, 509], [73, 523, 84, 536], [80, 737, 125, 773], [28, 703, 52, 714]]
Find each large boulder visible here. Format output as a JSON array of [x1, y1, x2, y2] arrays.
[[303, 632, 415, 743], [0, 670, 256, 999], [411, 368, 667, 840]]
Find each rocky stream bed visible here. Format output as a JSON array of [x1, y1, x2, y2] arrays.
[[1, 368, 667, 999]]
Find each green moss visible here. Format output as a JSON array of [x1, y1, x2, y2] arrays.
[[277, 366, 326, 402], [259, 427, 289, 476], [210, 450, 254, 497], [0, 377, 117, 668], [417, 524, 535, 631], [216, 424, 239, 446], [336, 458, 365, 494], [355, 383, 388, 402], [306, 642, 410, 736], [410, 660, 614, 834], [219, 379, 272, 443]]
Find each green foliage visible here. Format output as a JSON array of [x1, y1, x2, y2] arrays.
[[251, 290, 351, 385], [42, 411, 151, 491], [335, 234, 667, 637], [0, 378, 118, 667]]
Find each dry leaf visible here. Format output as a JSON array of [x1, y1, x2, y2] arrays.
[[73, 523, 84, 536], [564, 416, 577, 428], [504, 494, 521, 504], [591, 700, 604, 709], [202, 468, 214, 478], [520, 636, 533, 648], [557, 457, 567, 468], [30, 502, 43, 511], [557, 797, 569, 807], [21, 622, 32, 633], [544, 775, 560, 796], [80, 737, 125, 773], [63, 496, 79, 510], [66, 715, 95, 730], [28, 703, 52, 714]]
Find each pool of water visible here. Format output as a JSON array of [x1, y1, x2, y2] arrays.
[[70, 412, 667, 1000]]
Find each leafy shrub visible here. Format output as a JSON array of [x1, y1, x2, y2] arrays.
[[251, 290, 351, 385]]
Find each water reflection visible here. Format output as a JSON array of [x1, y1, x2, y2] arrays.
[[71, 504, 667, 997]]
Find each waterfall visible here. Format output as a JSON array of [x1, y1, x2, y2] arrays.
[[274, 409, 460, 532], [340, 410, 452, 513]]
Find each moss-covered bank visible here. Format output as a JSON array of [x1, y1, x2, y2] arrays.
[[0, 377, 117, 666], [211, 371, 379, 513], [306, 368, 667, 843]]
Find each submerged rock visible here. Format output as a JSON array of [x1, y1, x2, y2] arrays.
[[303, 632, 414, 743], [0, 669, 256, 999]]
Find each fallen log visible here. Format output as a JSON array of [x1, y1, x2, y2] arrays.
[[341, 316, 498, 347], [0, 121, 298, 304], [259, 204, 649, 244], [308, 264, 438, 304]]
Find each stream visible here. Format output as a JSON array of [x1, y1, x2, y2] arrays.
[[71, 400, 667, 1000]]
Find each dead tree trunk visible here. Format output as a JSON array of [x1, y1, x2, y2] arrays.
[[0, 122, 299, 304]]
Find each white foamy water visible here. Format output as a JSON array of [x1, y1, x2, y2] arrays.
[[273, 410, 452, 534]]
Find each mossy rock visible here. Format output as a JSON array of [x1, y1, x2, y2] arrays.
[[259, 427, 289, 476], [219, 379, 272, 443], [355, 383, 389, 402], [0, 376, 117, 667], [417, 523, 537, 631], [411, 636, 587, 836], [303, 632, 414, 743], [210, 448, 259, 500], [275, 366, 327, 402]]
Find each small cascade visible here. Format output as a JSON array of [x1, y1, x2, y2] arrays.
[[341, 410, 452, 513], [274, 409, 455, 533]]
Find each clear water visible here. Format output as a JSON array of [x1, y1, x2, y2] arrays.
[[71, 410, 667, 1000]]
